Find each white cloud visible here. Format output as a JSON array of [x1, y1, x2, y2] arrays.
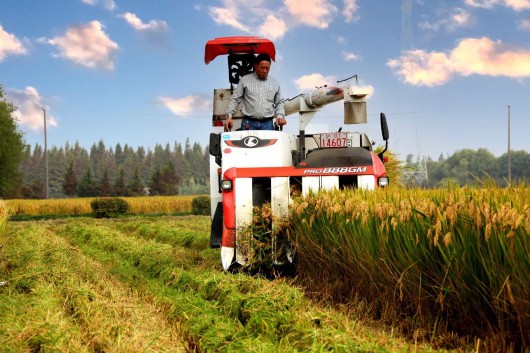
[[388, 50, 453, 87], [119, 12, 169, 33], [452, 8, 473, 27], [209, 2, 251, 33], [342, 51, 360, 61], [158, 95, 210, 117], [81, 0, 116, 11], [465, 0, 530, 11], [294, 73, 337, 91], [388, 37, 530, 86], [206, 0, 340, 40], [0, 25, 27, 61], [419, 8, 473, 32], [6, 87, 58, 131], [257, 14, 288, 41], [46, 21, 119, 71], [343, 0, 360, 22], [451, 37, 530, 77], [285, 0, 337, 29], [519, 19, 530, 29], [464, 0, 498, 8]]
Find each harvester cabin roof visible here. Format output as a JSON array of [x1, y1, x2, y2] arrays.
[[204, 36, 276, 64]]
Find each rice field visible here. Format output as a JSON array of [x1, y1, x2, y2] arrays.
[[289, 184, 530, 351], [3, 195, 197, 216], [0, 216, 443, 352], [2, 184, 528, 351]]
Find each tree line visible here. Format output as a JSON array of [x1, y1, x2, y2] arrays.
[[2, 84, 210, 199], [1, 86, 25, 198], [403, 148, 530, 187], [18, 140, 210, 199]]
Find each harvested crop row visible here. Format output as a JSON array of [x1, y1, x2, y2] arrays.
[[111, 215, 211, 251], [0, 222, 185, 352], [46, 217, 440, 352]]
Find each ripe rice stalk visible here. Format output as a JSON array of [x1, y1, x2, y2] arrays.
[[0, 200, 8, 233], [3, 195, 197, 216], [4, 198, 93, 215], [289, 184, 530, 349]]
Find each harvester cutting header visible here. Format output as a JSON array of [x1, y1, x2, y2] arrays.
[[206, 36, 390, 271]]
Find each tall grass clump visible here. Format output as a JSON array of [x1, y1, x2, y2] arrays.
[[191, 195, 211, 215], [289, 183, 530, 350], [53, 218, 435, 352], [90, 197, 130, 218]]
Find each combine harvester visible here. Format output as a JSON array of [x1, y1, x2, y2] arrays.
[[206, 36, 390, 272]]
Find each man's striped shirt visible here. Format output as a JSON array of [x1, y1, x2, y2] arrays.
[[226, 72, 285, 119]]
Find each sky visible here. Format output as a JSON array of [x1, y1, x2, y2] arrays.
[[1, 0, 529, 161]]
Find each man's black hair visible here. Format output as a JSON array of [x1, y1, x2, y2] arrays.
[[254, 53, 271, 64]]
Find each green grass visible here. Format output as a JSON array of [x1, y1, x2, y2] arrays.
[[0, 221, 185, 351], [0, 215, 451, 352]]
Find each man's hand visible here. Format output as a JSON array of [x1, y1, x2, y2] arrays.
[[224, 117, 233, 132], [276, 116, 287, 126]]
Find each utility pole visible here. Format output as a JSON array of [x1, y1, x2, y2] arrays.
[[43, 108, 49, 199], [507, 105, 511, 184], [401, 0, 413, 51]]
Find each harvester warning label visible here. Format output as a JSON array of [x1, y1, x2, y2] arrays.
[[303, 167, 368, 174]]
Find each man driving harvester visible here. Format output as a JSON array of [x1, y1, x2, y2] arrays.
[[224, 53, 287, 131]]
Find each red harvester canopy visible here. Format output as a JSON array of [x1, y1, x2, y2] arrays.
[[204, 36, 276, 65]]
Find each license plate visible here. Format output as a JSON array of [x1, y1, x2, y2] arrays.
[[320, 132, 351, 148]]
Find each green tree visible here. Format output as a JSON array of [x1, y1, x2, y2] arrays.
[[498, 150, 530, 185], [49, 146, 67, 197], [62, 159, 78, 196], [149, 166, 163, 195], [149, 161, 180, 196], [160, 161, 179, 195], [70, 141, 90, 178], [97, 168, 112, 196], [114, 143, 124, 165], [0, 85, 25, 198], [77, 168, 96, 197], [112, 168, 126, 196], [17, 137, 213, 197], [21, 178, 45, 199], [127, 166, 144, 196]]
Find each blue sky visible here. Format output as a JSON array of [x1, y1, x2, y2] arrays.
[[1, 0, 529, 160]]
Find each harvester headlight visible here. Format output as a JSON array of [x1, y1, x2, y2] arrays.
[[221, 180, 233, 191], [378, 177, 389, 187]]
